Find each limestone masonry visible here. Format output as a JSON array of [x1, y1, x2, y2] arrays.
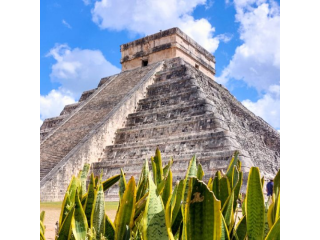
[[40, 27, 280, 201], [120, 28, 216, 79]]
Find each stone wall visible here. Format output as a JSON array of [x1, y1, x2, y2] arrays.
[[184, 63, 280, 178], [40, 62, 164, 201], [121, 48, 175, 71], [120, 27, 215, 79], [89, 58, 279, 200]]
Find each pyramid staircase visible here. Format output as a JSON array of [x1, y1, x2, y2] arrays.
[[91, 58, 253, 200], [40, 57, 279, 201], [40, 62, 161, 182]]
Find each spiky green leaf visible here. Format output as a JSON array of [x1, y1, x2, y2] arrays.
[[114, 177, 136, 240], [171, 180, 184, 235], [197, 163, 204, 180], [134, 192, 148, 220], [40, 211, 45, 223], [222, 191, 234, 230], [102, 174, 121, 191], [265, 217, 280, 240], [59, 176, 79, 226], [232, 167, 239, 190], [142, 174, 169, 240], [212, 171, 222, 200], [40, 221, 45, 236], [104, 214, 115, 240], [136, 159, 149, 201], [246, 167, 265, 240], [220, 177, 231, 208], [153, 148, 164, 185], [233, 171, 243, 212], [234, 215, 246, 240], [163, 158, 173, 178], [226, 151, 239, 185], [92, 182, 105, 240], [84, 173, 96, 228], [273, 170, 280, 198], [162, 170, 172, 207], [40, 231, 45, 240], [80, 164, 90, 197], [208, 177, 213, 191], [119, 169, 126, 199], [184, 178, 222, 240], [72, 190, 88, 240], [221, 214, 230, 240], [57, 206, 75, 240], [182, 155, 197, 202]]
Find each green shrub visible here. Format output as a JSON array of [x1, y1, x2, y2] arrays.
[[41, 148, 280, 240]]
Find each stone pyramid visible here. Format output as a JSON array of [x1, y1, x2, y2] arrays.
[[40, 28, 280, 201]]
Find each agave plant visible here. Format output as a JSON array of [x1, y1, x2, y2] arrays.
[[43, 149, 280, 240], [54, 164, 121, 240]]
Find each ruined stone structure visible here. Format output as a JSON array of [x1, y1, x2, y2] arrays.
[[40, 28, 280, 201], [120, 28, 215, 79]]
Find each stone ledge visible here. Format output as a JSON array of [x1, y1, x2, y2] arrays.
[[79, 88, 97, 102]]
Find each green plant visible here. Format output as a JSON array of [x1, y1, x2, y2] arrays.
[[40, 211, 46, 240], [45, 149, 279, 240]]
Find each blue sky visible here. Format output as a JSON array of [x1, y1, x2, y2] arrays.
[[40, 0, 280, 129]]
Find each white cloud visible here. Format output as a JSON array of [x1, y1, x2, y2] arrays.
[[83, 0, 91, 5], [216, 1, 280, 91], [242, 85, 280, 129], [47, 44, 120, 96], [91, 0, 222, 53], [215, 0, 280, 129], [40, 89, 76, 121], [62, 19, 72, 29], [41, 44, 120, 124]]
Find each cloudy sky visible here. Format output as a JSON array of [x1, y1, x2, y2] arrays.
[[40, 0, 280, 130]]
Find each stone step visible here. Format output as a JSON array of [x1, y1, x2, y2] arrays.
[[146, 75, 196, 97], [60, 102, 81, 116], [153, 63, 188, 81], [112, 129, 236, 149], [40, 115, 66, 131], [79, 88, 97, 102], [136, 86, 201, 111], [128, 98, 211, 117], [126, 99, 215, 127], [95, 149, 237, 171], [119, 112, 218, 131], [104, 131, 240, 160], [103, 146, 237, 169], [115, 114, 228, 144]]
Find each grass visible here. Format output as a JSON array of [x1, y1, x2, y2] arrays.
[[40, 202, 62, 208], [105, 201, 119, 211], [40, 201, 119, 210]]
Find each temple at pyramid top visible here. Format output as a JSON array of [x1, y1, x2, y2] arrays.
[[120, 27, 216, 79]]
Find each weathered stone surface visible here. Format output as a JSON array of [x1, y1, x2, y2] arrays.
[[120, 27, 216, 79], [60, 103, 81, 116], [40, 28, 280, 202], [79, 89, 97, 102], [89, 58, 279, 199], [40, 62, 163, 201]]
